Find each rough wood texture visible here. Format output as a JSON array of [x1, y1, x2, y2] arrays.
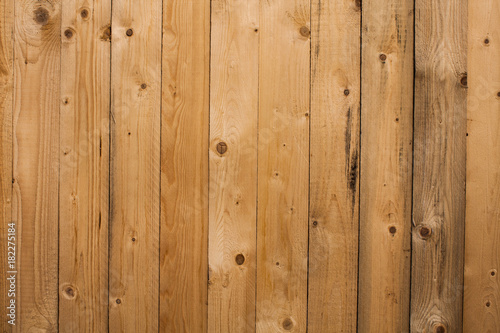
[[256, 0, 310, 331], [358, 0, 414, 331], [108, 0, 162, 330], [159, 0, 210, 332], [308, 0, 360, 331], [464, 0, 500, 330], [0, 0, 14, 331], [12, 1, 61, 331], [412, 0, 467, 331], [208, 0, 258, 332], [59, 0, 110, 331]]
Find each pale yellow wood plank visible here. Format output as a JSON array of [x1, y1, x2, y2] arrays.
[[12, 0, 61, 331], [208, 0, 259, 331], [256, 0, 310, 331], [58, 0, 111, 331], [0, 0, 14, 330], [108, 0, 162, 330], [358, 0, 414, 331], [308, 0, 360, 331], [412, 0, 467, 331], [464, 0, 500, 330], [159, 0, 210, 331]]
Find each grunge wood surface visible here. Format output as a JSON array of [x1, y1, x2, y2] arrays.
[[0, 0, 498, 332]]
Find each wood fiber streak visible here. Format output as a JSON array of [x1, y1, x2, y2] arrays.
[[412, 0, 467, 331], [308, 0, 360, 331], [256, 0, 310, 331], [109, 0, 162, 331], [208, 0, 258, 331], [160, 0, 210, 332], [358, 0, 414, 331], [12, 0, 61, 331], [59, 0, 110, 331], [464, 0, 500, 330]]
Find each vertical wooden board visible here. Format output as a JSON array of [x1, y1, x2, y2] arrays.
[[256, 0, 310, 331], [358, 0, 413, 331], [208, 0, 258, 332], [0, 0, 14, 330], [412, 0, 467, 331], [59, 0, 110, 331], [159, 0, 210, 331], [12, 0, 61, 331], [464, 0, 500, 330], [109, 0, 161, 331], [308, 0, 360, 331]]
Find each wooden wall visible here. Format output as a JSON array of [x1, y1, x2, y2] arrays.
[[0, 0, 497, 332]]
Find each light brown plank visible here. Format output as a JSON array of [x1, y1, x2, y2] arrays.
[[0, 0, 14, 330], [308, 0, 360, 331], [159, 0, 210, 331], [58, 0, 111, 331], [412, 0, 467, 331], [256, 0, 310, 331], [358, 0, 414, 331], [464, 0, 500, 330], [12, 0, 61, 331], [108, 0, 162, 330], [208, 0, 258, 332]]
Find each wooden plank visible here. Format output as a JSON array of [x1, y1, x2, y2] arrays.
[[208, 0, 258, 332], [464, 0, 500, 330], [12, 0, 61, 331], [308, 0, 360, 331], [358, 1, 414, 331], [412, 0, 467, 331], [58, 0, 111, 331], [108, 0, 162, 330], [0, 0, 14, 330], [256, 0, 310, 331], [159, 0, 210, 331]]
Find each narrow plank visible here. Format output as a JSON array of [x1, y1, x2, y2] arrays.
[[308, 0, 360, 331], [108, 0, 162, 330], [256, 0, 310, 331], [12, 0, 61, 331], [464, 0, 500, 330], [59, 0, 111, 331], [208, 0, 258, 331], [159, 0, 210, 331], [358, 0, 414, 331], [0, 0, 14, 330], [412, 0, 467, 331]]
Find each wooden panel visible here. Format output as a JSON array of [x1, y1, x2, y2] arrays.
[[159, 0, 210, 331], [358, 0, 413, 331], [0, 0, 14, 330], [12, 0, 61, 331], [412, 0, 467, 331], [256, 0, 310, 331], [308, 0, 360, 331], [108, 0, 162, 330], [464, 0, 500, 330], [208, 0, 258, 332], [59, 0, 110, 331]]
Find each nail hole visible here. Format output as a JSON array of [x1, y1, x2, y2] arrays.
[[141, 83, 147, 89], [395, 118, 399, 122], [379, 53, 387, 61], [116, 299, 121, 304], [491, 270, 496, 277], [484, 38, 490, 45], [131, 237, 136, 242], [312, 221, 318, 227], [496, 92, 500, 98], [389, 226, 397, 234], [344, 89, 350, 96], [235, 254, 245, 265], [276, 262, 279, 266], [126, 29, 134, 37], [486, 301, 491, 307]]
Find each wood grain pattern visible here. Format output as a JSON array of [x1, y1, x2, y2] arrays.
[[464, 0, 500, 330], [12, 0, 61, 331], [412, 0, 467, 331], [59, 0, 110, 331], [208, 0, 258, 332], [358, 0, 413, 331], [159, 0, 210, 332], [108, 0, 162, 330], [0, 0, 14, 331], [308, 0, 360, 331], [256, 0, 310, 331]]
